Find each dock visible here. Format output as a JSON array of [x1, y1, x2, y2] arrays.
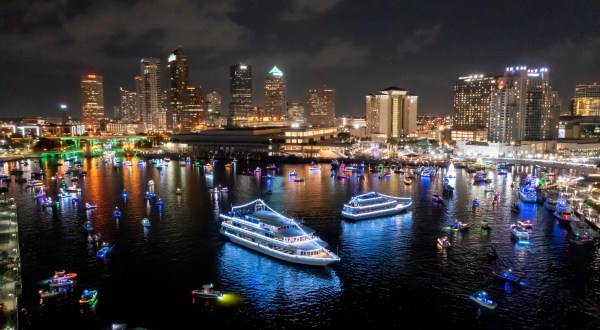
[[0, 195, 20, 329]]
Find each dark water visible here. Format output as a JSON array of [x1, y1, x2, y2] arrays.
[[4, 158, 600, 329]]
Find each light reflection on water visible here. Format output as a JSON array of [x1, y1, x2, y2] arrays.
[[7, 157, 600, 329]]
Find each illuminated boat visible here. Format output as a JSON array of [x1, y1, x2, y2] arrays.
[[309, 163, 321, 171], [192, 283, 223, 299], [48, 278, 73, 287], [342, 192, 412, 220], [432, 194, 443, 204], [141, 218, 151, 227], [553, 210, 578, 225], [113, 207, 122, 218], [79, 289, 98, 305], [219, 199, 340, 266], [53, 270, 77, 280], [66, 185, 81, 193], [473, 171, 487, 183], [289, 170, 297, 177], [509, 224, 530, 243], [451, 221, 469, 231], [480, 220, 491, 230], [493, 269, 524, 286], [96, 242, 113, 258], [468, 290, 497, 309], [39, 289, 65, 299], [85, 202, 97, 210], [517, 219, 532, 228], [446, 161, 456, 178], [437, 236, 451, 248]]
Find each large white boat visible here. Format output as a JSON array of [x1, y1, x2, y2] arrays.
[[518, 185, 537, 203], [341, 192, 412, 220], [509, 224, 530, 244], [219, 199, 340, 266]]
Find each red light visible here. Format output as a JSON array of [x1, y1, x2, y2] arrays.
[[88, 74, 96, 79]]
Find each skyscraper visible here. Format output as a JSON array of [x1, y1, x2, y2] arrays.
[[119, 87, 137, 122], [307, 87, 335, 127], [264, 66, 286, 117], [140, 58, 161, 129], [80, 74, 105, 131], [134, 76, 143, 122], [287, 101, 305, 125], [574, 84, 600, 116], [207, 91, 222, 114], [229, 63, 252, 117], [452, 75, 499, 141], [179, 86, 209, 132], [489, 66, 559, 143], [365, 86, 417, 139], [167, 47, 189, 130]]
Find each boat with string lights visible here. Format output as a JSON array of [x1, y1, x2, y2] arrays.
[[518, 177, 537, 203], [342, 192, 412, 220], [219, 199, 340, 266]]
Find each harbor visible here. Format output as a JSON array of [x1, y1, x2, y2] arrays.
[[0, 195, 20, 329]]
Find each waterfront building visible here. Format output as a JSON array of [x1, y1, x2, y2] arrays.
[[80, 74, 105, 132], [166, 47, 190, 130], [229, 63, 252, 117], [365, 86, 417, 141], [452, 75, 499, 142], [573, 84, 600, 116], [336, 116, 367, 138], [140, 58, 162, 130], [264, 66, 287, 117], [287, 101, 305, 126], [307, 87, 335, 127], [207, 91, 222, 114], [489, 66, 560, 143], [119, 88, 137, 122]]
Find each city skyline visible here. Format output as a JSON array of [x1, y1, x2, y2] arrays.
[[1, 0, 600, 120]]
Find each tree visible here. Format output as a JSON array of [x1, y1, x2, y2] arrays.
[[32, 138, 61, 152]]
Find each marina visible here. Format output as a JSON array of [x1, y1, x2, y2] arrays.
[[1, 156, 600, 329]]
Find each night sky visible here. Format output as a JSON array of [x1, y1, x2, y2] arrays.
[[2, 0, 600, 120]]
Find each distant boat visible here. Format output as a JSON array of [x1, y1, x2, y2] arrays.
[[192, 283, 223, 299], [493, 269, 524, 286], [141, 217, 151, 227], [468, 290, 497, 309]]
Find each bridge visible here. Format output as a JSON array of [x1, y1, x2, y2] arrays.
[[40, 135, 154, 157]]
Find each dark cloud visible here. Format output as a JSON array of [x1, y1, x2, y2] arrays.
[[1, 0, 599, 119]]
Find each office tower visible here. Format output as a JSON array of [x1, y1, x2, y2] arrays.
[[452, 75, 500, 141], [119, 87, 137, 122], [134, 76, 143, 122], [207, 91, 222, 114], [178, 86, 209, 132], [489, 66, 559, 143], [287, 101, 305, 125], [306, 87, 335, 127], [264, 66, 286, 117], [365, 86, 418, 138], [573, 84, 600, 116], [140, 58, 162, 129], [80, 74, 105, 131], [229, 63, 252, 117], [167, 47, 189, 130]]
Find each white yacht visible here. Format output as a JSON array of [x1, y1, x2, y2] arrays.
[[341, 192, 412, 220], [219, 199, 340, 266]]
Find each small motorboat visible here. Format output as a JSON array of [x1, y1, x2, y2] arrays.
[[83, 221, 94, 231], [452, 221, 469, 231], [289, 170, 297, 177], [437, 236, 451, 248], [517, 219, 532, 228], [432, 195, 443, 204], [509, 224, 530, 244], [192, 283, 223, 299], [472, 199, 480, 207], [141, 218, 151, 227], [468, 290, 497, 309], [53, 270, 77, 280], [480, 220, 491, 230], [156, 198, 163, 206], [113, 207, 122, 218], [176, 188, 182, 195], [486, 245, 497, 258], [554, 210, 578, 224], [48, 278, 73, 288], [96, 242, 113, 258], [294, 178, 306, 182], [85, 203, 97, 210], [493, 269, 524, 286], [79, 289, 98, 305], [122, 190, 128, 199]]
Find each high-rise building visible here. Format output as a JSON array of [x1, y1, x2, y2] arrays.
[[134, 76, 143, 122], [229, 63, 252, 117], [207, 91, 222, 114], [489, 66, 559, 143], [287, 101, 305, 125], [452, 75, 500, 141], [167, 47, 190, 130], [119, 87, 137, 122], [264, 66, 286, 117], [179, 86, 208, 132], [140, 58, 162, 129], [307, 87, 335, 127], [573, 84, 600, 116], [365, 86, 417, 139], [80, 74, 105, 131]]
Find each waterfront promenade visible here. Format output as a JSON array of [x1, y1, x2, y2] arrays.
[[0, 196, 19, 329]]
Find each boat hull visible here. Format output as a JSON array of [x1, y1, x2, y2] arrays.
[[222, 231, 337, 267], [341, 203, 411, 221]]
